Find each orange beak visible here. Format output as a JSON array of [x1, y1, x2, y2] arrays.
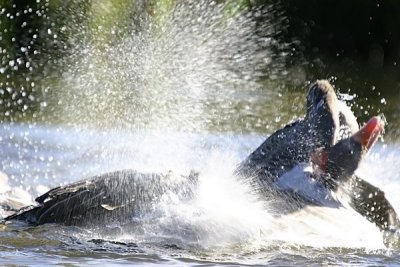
[[352, 116, 385, 151]]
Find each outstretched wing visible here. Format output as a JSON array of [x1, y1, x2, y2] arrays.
[[347, 175, 400, 232]]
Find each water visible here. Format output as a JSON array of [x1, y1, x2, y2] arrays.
[[1, 0, 400, 265], [1, 124, 400, 265]]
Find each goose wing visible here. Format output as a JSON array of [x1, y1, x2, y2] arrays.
[[6, 170, 195, 226], [347, 175, 400, 232]]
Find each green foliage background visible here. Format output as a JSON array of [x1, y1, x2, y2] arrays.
[[0, 0, 399, 136]]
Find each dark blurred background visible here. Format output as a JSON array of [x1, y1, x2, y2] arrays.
[[276, 0, 400, 94], [0, 0, 399, 138]]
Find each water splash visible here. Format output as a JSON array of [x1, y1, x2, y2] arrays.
[[45, 0, 285, 132]]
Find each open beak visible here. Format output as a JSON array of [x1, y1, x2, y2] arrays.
[[311, 149, 329, 173], [352, 115, 385, 151]]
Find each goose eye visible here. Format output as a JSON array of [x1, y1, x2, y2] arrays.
[[348, 149, 354, 155]]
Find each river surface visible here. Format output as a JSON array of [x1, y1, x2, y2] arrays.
[[1, 123, 400, 266]]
